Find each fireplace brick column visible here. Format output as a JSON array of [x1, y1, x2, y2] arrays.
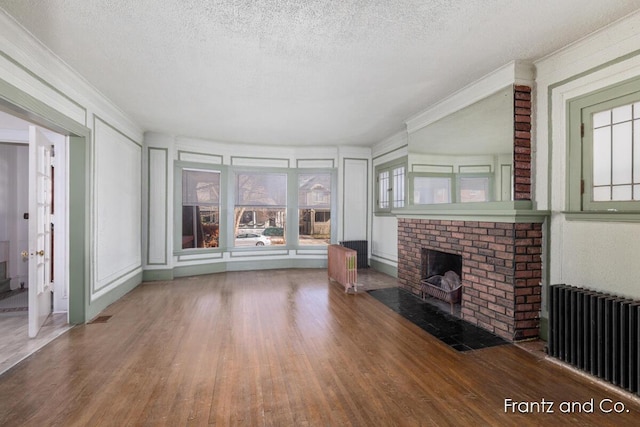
[[514, 85, 532, 200], [513, 223, 543, 340], [397, 218, 542, 341]]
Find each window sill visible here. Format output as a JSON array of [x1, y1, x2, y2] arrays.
[[563, 211, 640, 222], [392, 201, 549, 223]]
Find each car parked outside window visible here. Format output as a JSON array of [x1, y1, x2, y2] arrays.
[[235, 233, 271, 247]]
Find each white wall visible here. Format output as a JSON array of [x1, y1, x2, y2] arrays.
[[92, 119, 142, 300], [339, 148, 370, 242], [369, 131, 408, 274], [0, 143, 28, 289], [0, 11, 145, 317], [535, 10, 640, 301], [0, 145, 15, 245]]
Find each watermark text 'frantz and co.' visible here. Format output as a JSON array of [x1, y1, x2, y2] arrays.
[[504, 398, 630, 414]]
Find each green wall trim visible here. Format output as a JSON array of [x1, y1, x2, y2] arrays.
[[231, 155, 290, 167], [411, 164, 454, 173], [146, 147, 169, 266], [177, 150, 223, 163], [171, 259, 328, 278], [68, 135, 88, 324], [296, 158, 335, 168], [546, 47, 640, 216], [173, 262, 229, 278], [370, 258, 398, 278], [226, 258, 327, 271], [86, 272, 142, 321], [143, 269, 174, 282], [371, 253, 397, 264], [393, 201, 549, 223], [563, 212, 640, 222]]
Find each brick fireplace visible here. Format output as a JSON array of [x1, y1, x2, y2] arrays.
[[395, 84, 545, 341], [397, 219, 542, 341]]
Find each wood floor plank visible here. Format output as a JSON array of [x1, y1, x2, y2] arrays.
[[0, 268, 639, 426]]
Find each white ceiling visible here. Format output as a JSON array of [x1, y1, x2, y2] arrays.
[[1, 1, 639, 146]]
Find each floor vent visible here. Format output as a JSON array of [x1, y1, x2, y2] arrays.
[[549, 284, 639, 395]]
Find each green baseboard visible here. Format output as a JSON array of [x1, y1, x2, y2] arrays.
[[369, 258, 398, 278], [87, 271, 142, 321], [173, 262, 228, 278], [143, 269, 174, 281]]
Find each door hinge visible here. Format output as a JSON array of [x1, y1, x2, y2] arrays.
[[580, 123, 584, 138], [580, 179, 585, 195]]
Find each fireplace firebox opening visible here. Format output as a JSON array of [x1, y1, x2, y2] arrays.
[[420, 249, 463, 314]]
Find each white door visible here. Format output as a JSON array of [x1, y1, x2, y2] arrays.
[[27, 126, 53, 338]]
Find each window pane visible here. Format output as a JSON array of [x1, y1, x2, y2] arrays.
[[299, 209, 330, 246], [612, 185, 632, 201], [593, 127, 611, 186], [299, 173, 331, 245], [413, 177, 451, 204], [584, 96, 640, 211], [378, 171, 389, 209], [393, 166, 405, 208], [612, 122, 632, 185], [183, 170, 220, 205], [299, 174, 331, 208], [182, 170, 220, 249], [234, 207, 286, 246], [459, 177, 490, 202], [182, 206, 219, 249], [612, 104, 633, 124], [236, 173, 287, 206], [593, 186, 610, 201], [593, 110, 611, 128]]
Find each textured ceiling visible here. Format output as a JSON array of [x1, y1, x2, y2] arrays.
[[1, 0, 639, 146]]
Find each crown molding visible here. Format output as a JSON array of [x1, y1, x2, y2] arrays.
[[405, 60, 534, 135], [372, 129, 408, 158], [0, 10, 144, 142]]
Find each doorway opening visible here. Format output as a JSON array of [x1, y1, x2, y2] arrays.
[[0, 109, 70, 372]]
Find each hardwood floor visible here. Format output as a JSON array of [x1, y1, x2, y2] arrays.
[[0, 268, 638, 426]]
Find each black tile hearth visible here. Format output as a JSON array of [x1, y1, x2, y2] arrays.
[[367, 287, 509, 352]]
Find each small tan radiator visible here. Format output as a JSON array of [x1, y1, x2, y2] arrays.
[[328, 244, 357, 292]]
